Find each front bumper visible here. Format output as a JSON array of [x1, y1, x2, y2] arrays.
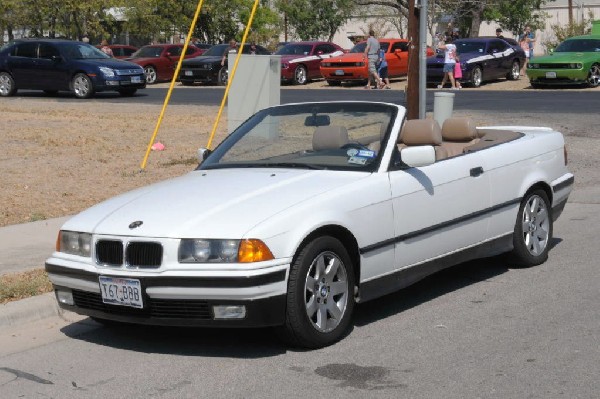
[[527, 69, 588, 86], [179, 68, 218, 84], [46, 262, 289, 327], [93, 75, 146, 92]]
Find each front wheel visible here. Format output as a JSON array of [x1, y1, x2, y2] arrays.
[[279, 236, 355, 348], [510, 189, 552, 266], [0, 71, 17, 97], [587, 63, 600, 88], [72, 73, 94, 99], [471, 66, 482, 87], [217, 66, 228, 86], [507, 60, 520, 80], [144, 66, 157, 84], [293, 65, 307, 85]]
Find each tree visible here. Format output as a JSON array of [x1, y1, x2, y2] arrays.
[[276, 0, 356, 41], [487, 0, 548, 36]]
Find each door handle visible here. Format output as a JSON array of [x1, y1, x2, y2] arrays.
[[470, 167, 484, 177]]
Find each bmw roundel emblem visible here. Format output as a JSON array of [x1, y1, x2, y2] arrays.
[[129, 221, 143, 229]]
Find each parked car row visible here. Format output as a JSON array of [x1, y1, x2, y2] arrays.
[[1, 34, 598, 99]]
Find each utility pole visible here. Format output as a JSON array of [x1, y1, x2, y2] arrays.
[[406, 0, 420, 120], [568, 0, 573, 26]]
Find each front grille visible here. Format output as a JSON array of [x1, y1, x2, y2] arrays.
[[96, 240, 163, 268], [72, 290, 212, 319], [537, 63, 575, 69], [96, 240, 123, 266], [116, 69, 143, 76], [326, 62, 363, 68], [127, 242, 162, 268]]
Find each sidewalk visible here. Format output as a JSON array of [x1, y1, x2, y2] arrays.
[[0, 217, 71, 330]]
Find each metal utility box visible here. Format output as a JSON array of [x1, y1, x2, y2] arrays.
[[228, 54, 281, 134]]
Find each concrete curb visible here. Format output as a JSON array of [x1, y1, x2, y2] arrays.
[[0, 292, 62, 331]]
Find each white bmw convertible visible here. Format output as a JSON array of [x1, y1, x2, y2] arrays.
[[46, 101, 573, 348]]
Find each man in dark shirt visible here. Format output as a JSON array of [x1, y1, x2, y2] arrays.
[[496, 28, 505, 39]]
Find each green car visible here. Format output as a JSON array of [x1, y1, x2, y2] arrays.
[[527, 34, 600, 88]]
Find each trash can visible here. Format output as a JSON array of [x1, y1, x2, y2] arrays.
[[433, 91, 454, 127]]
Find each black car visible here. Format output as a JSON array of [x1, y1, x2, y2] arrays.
[[426, 38, 526, 87], [0, 39, 146, 98], [179, 43, 270, 86]]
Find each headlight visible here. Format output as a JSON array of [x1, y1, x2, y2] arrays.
[[355, 62, 365, 67], [321, 62, 331, 67], [178, 239, 274, 263], [57, 231, 92, 257], [98, 67, 116, 77], [528, 63, 537, 69], [570, 63, 582, 69]]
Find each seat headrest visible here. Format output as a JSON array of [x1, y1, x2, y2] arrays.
[[400, 119, 443, 146], [441, 117, 478, 141], [312, 125, 349, 150]]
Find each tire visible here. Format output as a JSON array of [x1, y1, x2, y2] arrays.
[[587, 63, 600, 88], [507, 60, 520, 80], [118, 88, 137, 96], [510, 189, 553, 267], [326, 79, 341, 86], [0, 71, 17, 97], [279, 236, 355, 348], [72, 73, 94, 99], [144, 65, 157, 84], [217, 66, 228, 86], [471, 66, 482, 87], [293, 65, 308, 85]]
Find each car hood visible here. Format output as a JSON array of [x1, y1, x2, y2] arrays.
[[182, 56, 222, 66], [62, 169, 369, 239], [530, 52, 599, 64], [323, 52, 363, 63], [75, 58, 142, 69]]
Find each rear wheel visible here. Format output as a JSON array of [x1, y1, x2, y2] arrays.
[[72, 73, 94, 99], [510, 189, 552, 266], [471, 66, 482, 87], [587, 63, 600, 88], [279, 236, 355, 348], [217, 66, 228, 86], [293, 65, 308, 85], [144, 66, 157, 84], [507, 60, 520, 80], [0, 72, 17, 97]]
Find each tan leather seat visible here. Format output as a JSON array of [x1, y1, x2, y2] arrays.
[[312, 125, 349, 150], [440, 117, 480, 157], [398, 119, 448, 161]]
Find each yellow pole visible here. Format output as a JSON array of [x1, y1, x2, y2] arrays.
[[140, 0, 206, 170], [206, 0, 261, 149]]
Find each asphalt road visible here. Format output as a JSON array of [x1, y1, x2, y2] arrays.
[[1, 94, 598, 398]]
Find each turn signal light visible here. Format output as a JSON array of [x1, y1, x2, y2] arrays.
[[238, 239, 274, 263]]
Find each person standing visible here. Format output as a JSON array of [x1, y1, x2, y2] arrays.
[[221, 39, 237, 66], [519, 33, 530, 76], [100, 40, 113, 57], [437, 38, 457, 89], [454, 53, 462, 89], [377, 47, 391, 89], [495, 28, 504, 39], [363, 30, 382, 89], [519, 25, 536, 58]]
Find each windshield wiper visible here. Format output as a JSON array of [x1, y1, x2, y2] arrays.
[[255, 162, 326, 170]]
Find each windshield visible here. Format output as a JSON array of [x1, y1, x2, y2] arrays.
[[555, 38, 600, 52], [454, 41, 487, 54], [202, 44, 229, 56], [200, 102, 396, 172], [275, 44, 314, 56], [61, 43, 111, 60], [132, 46, 163, 58]]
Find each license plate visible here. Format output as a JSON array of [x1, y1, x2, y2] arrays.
[[335, 69, 345, 76], [185, 70, 193, 76], [99, 276, 143, 308], [545, 71, 557, 79], [131, 76, 141, 83]]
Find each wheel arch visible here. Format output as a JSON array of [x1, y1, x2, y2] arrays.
[[68, 70, 92, 89], [292, 224, 361, 293], [523, 181, 553, 206]]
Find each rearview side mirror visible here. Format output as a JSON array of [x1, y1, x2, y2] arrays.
[[400, 146, 436, 168]]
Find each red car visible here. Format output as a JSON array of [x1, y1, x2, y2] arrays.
[[96, 44, 138, 59], [275, 41, 345, 85], [127, 44, 204, 84], [320, 38, 434, 85]]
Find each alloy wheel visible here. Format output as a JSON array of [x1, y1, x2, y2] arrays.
[[521, 194, 550, 256], [73, 75, 91, 98], [587, 64, 600, 88]]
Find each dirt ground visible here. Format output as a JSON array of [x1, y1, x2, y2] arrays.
[[0, 77, 596, 228]]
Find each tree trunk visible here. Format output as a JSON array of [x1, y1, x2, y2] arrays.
[[469, 4, 485, 38]]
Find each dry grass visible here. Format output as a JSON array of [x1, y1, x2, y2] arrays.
[[0, 269, 53, 304]]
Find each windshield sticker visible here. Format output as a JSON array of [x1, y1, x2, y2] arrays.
[[346, 148, 359, 157], [358, 149, 376, 158], [348, 156, 368, 165]]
